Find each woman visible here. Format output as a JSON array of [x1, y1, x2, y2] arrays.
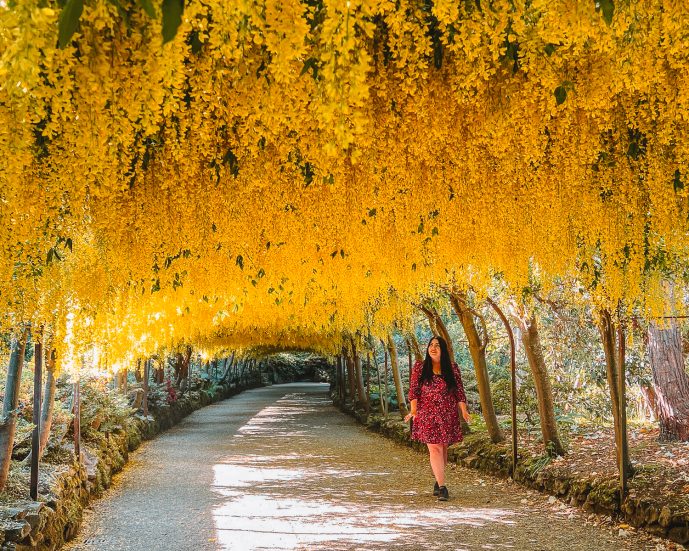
[[404, 336, 470, 501]]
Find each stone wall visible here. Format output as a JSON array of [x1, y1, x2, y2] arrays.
[[0, 381, 262, 550], [345, 405, 689, 546]]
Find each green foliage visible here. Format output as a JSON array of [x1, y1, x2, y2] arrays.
[[137, 0, 156, 18], [162, 0, 184, 44], [78, 377, 133, 440], [58, 0, 83, 49], [596, 0, 615, 26], [523, 451, 553, 477]]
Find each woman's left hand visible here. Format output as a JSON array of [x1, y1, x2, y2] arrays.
[[462, 410, 471, 423]]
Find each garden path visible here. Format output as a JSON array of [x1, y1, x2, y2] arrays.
[[64, 383, 667, 551]]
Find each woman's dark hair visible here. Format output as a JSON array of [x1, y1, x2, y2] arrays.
[[419, 336, 457, 392]]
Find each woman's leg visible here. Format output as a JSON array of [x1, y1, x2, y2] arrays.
[[443, 444, 448, 466], [427, 444, 445, 486]]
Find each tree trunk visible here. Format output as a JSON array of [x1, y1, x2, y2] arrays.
[[155, 360, 165, 384], [512, 310, 564, 455], [175, 346, 192, 386], [639, 384, 657, 422], [648, 319, 689, 440], [450, 293, 504, 443], [366, 352, 371, 404], [38, 348, 57, 458], [407, 333, 423, 362], [220, 352, 236, 383], [598, 309, 633, 477], [387, 334, 408, 417], [0, 328, 29, 489], [383, 346, 390, 416], [420, 305, 455, 361], [345, 349, 356, 401], [351, 338, 369, 412], [134, 364, 142, 383]]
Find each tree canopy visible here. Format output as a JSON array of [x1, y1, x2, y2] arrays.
[[1, 0, 688, 371]]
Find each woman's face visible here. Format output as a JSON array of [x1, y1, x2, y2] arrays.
[[428, 338, 441, 362]]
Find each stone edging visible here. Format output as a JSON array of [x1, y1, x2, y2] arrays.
[[0, 382, 263, 551], [340, 403, 689, 546]]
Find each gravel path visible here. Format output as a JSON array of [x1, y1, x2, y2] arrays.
[[64, 383, 669, 551]]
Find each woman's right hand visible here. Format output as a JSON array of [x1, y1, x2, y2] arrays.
[[404, 412, 416, 423]]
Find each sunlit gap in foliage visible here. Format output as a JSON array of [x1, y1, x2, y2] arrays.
[[210, 392, 517, 550]]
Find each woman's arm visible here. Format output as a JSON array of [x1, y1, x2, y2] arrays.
[[457, 401, 470, 422], [404, 399, 418, 422]]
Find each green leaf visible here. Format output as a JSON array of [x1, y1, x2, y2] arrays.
[[598, 0, 614, 26], [673, 169, 684, 192], [222, 149, 239, 177], [58, 0, 84, 49], [162, 0, 184, 44], [137, 0, 156, 18], [300, 57, 319, 80], [189, 30, 203, 54], [554, 86, 567, 105]]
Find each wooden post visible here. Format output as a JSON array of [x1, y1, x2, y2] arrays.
[[143, 359, 150, 417], [373, 348, 386, 415], [617, 322, 628, 501], [487, 298, 518, 478], [30, 335, 42, 500], [408, 346, 412, 377], [383, 346, 390, 418], [73, 378, 81, 463], [366, 352, 371, 405]]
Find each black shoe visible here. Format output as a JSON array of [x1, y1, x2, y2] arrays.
[[433, 481, 439, 496], [438, 486, 449, 501]]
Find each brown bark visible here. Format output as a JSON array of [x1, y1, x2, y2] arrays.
[[386, 334, 408, 417], [420, 305, 455, 361], [450, 293, 504, 443], [370, 347, 386, 415], [134, 363, 142, 383], [511, 308, 564, 455], [0, 327, 29, 489], [220, 352, 236, 382], [648, 319, 689, 440], [175, 346, 192, 385], [345, 348, 356, 401], [351, 338, 369, 411], [598, 309, 633, 476], [38, 348, 57, 458], [407, 333, 423, 362], [639, 384, 657, 422], [155, 360, 165, 384]]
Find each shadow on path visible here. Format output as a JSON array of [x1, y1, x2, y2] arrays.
[[66, 383, 659, 551]]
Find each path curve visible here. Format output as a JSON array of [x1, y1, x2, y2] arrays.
[[64, 383, 664, 551]]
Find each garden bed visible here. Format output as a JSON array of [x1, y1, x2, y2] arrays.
[[0, 380, 262, 550]]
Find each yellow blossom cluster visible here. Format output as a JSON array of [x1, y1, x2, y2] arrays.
[[0, 0, 688, 370]]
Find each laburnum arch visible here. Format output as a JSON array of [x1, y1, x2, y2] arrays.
[[0, 0, 688, 372]]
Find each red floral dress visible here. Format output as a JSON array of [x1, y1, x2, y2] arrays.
[[408, 360, 467, 445]]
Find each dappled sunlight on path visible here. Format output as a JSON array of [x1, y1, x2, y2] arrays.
[[65, 385, 665, 551], [208, 391, 642, 551]]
